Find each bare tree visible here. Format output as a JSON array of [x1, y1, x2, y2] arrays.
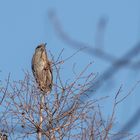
[[0, 48, 139, 139]]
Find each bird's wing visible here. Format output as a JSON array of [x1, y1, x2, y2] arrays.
[[32, 54, 40, 83], [48, 61, 53, 87], [43, 61, 53, 90], [31, 54, 36, 77]]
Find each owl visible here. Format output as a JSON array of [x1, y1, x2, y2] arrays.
[[32, 43, 53, 93]]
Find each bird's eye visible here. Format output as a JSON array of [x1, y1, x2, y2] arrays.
[[36, 46, 41, 49]]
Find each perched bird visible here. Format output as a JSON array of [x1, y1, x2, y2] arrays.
[[32, 43, 53, 94]]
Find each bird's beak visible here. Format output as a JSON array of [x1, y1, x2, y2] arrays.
[[44, 43, 47, 47]]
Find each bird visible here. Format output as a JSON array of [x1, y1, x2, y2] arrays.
[[32, 43, 53, 94]]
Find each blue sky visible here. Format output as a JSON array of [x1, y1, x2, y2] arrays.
[[0, 0, 140, 138]]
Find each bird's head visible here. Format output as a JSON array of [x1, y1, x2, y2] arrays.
[[35, 43, 47, 52]]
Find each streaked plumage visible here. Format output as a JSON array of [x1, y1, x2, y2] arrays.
[[32, 43, 53, 93]]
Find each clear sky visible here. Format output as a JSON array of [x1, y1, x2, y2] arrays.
[[0, 0, 140, 139]]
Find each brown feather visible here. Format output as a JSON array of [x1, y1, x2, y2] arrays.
[[32, 43, 53, 93]]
